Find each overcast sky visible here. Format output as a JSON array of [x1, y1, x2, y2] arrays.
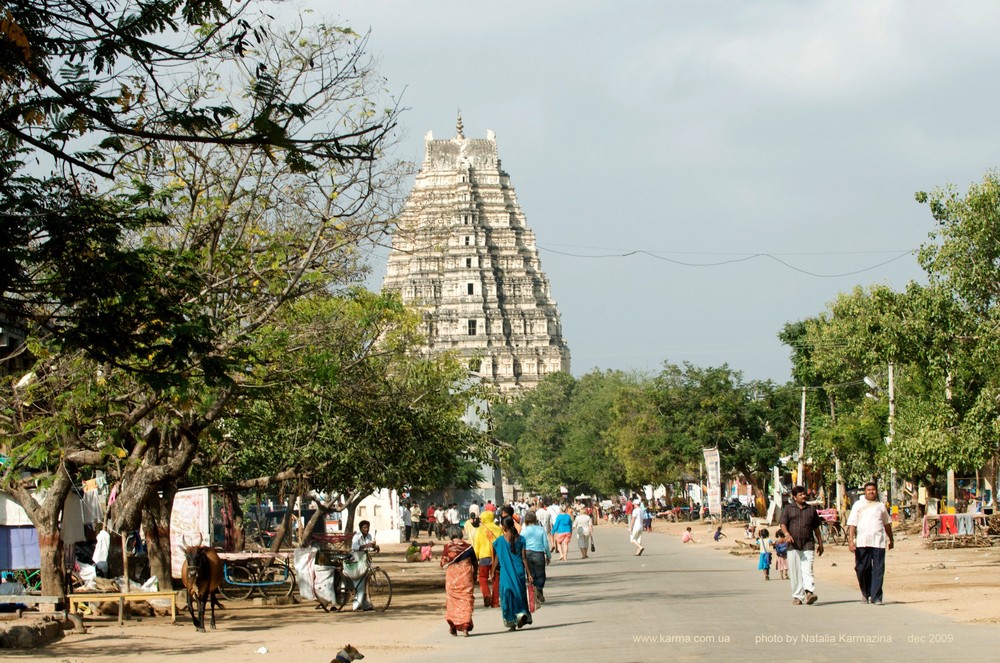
[[292, 1, 1000, 383]]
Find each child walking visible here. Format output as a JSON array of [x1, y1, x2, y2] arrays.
[[756, 528, 772, 580], [773, 531, 789, 580]]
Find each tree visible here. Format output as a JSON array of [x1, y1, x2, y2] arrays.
[[0, 0, 388, 177], [0, 13, 403, 596], [559, 371, 630, 495], [200, 290, 492, 540], [606, 371, 690, 489], [494, 372, 575, 496]]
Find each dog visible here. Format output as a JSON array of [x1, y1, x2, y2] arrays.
[[332, 644, 365, 662]]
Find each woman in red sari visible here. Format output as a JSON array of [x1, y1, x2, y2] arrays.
[[441, 525, 476, 636]]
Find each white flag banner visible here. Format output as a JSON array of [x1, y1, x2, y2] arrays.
[[703, 448, 722, 516]]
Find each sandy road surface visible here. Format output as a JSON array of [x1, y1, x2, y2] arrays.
[[7, 516, 1000, 661]]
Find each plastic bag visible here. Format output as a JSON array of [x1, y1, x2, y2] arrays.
[[314, 564, 337, 604], [294, 548, 317, 602], [342, 552, 367, 580]]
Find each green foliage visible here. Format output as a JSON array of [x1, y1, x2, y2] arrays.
[[494, 371, 575, 496], [199, 290, 491, 496], [494, 365, 798, 496], [778, 171, 1000, 486], [1, 0, 388, 177]]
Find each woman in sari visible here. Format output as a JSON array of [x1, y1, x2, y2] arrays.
[[440, 525, 476, 636], [473, 511, 503, 608], [490, 516, 533, 631]]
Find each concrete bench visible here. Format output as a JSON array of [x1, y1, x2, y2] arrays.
[[0, 595, 62, 605], [68, 591, 177, 626], [0, 594, 63, 616], [0, 595, 63, 620]]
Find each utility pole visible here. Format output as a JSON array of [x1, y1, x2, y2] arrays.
[[888, 362, 896, 506], [797, 386, 806, 487]]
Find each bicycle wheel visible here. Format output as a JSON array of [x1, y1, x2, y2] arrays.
[[334, 571, 352, 611], [366, 568, 392, 612], [259, 562, 295, 598], [219, 563, 255, 601]]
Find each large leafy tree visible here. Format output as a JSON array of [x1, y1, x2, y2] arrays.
[[640, 363, 797, 501], [557, 370, 630, 495], [494, 371, 575, 497], [777, 172, 1000, 504], [0, 10, 402, 596], [200, 290, 492, 541]]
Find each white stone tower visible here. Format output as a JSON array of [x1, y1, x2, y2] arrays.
[[382, 116, 571, 391]]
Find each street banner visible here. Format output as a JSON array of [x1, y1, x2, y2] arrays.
[[703, 448, 722, 516]]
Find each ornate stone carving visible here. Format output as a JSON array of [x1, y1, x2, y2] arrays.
[[382, 123, 571, 391]]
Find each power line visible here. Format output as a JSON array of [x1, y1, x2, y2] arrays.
[[536, 245, 917, 278]]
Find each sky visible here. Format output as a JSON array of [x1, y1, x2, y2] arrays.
[[290, 0, 1000, 383]]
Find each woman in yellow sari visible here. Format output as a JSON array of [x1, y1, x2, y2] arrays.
[[441, 525, 476, 636], [473, 511, 503, 608]]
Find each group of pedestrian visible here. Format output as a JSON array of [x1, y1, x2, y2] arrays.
[[769, 481, 892, 607], [438, 483, 894, 635], [438, 497, 601, 637], [401, 501, 463, 541]]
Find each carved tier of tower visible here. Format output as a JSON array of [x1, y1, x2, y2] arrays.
[[382, 120, 571, 391]]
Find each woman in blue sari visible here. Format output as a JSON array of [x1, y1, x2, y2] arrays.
[[490, 516, 533, 631]]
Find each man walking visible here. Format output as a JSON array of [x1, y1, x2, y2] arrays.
[[847, 481, 893, 605], [400, 502, 413, 542], [779, 486, 824, 605]]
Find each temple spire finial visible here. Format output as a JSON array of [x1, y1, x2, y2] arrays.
[[456, 109, 464, 139]]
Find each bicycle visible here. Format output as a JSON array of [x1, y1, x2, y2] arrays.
[[219, 554, 296, 600], [820, 519, 847, 545], [315, 550, 392, 613]]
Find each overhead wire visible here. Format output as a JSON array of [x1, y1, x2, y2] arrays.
[[536, 244, 917, 278]]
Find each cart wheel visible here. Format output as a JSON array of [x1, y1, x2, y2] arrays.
[[259, 562, 296, 598], [367, 568, 392, 612], [220, 563, 255, 601]]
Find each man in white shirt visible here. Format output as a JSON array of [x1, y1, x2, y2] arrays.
[[847, 481, 893, 605], [93, 523, 111, 577], [400, 503, 413, 542], [535, 499, 551, 538], [350, 520, 379, 611]]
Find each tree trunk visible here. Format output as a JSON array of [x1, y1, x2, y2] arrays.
[[105, 393, 230, 536], [141, 483, 176, 590], [221, 488, 244, 553], [342, 491, 369, 537], [38, 526, 66, 601], [296, 494, 344, 546], [268, 492, 297, 553], [9, 472, 72, 599]]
